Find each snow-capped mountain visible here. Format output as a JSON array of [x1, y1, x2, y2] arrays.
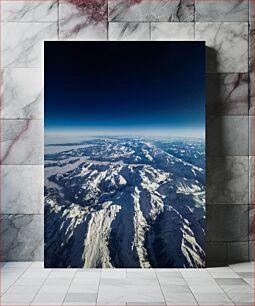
[[44, 137, 205, 268]]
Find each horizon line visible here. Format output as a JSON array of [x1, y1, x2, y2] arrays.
[[45, 127, 205, 139]]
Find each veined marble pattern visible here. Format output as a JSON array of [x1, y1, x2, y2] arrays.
[[1, 119, 43, 165], [1, 165, 43, 214], [1, 68, 43, 119], [206, 205, 248, 242], [206, 73, 248, 116], [196, 0, 248, 22], [59, 1, 107, 40], [249, 26, 254, 114], [227, 242, 249, 262], [249, 116, 254, 155], [250, 0, 254, 21], [249, 204, 254, 241], [1, 0, 58, 22], [249, 156, 254, 205], [109, 22, 150, 40], [0, 215, 43, 261], [151, 22, 194, 40], [207, 116, 248, 156], [195, 22, 248, 73], [1, 22, 58, 68], [108, 0, 195, 22], [207, 156, 249, 205]]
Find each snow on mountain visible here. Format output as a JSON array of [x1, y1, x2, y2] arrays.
[[44, 137, 205, 268]]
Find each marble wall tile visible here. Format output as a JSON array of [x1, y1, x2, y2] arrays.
[[249, 241, 254, 260], [206, 205, 249, 242], [195, 22, 248, 73], [249, 116, 254, 155], [206, 73, 248, 116], [249, 205, 254, 241], [249, 26, 254, 114], [227, 242, 249, 262], [207, 156, 248, 205], [2, 22, 58, 68], [205, 242, 227, 265], [1, 68, 43, 119], [0, 215, 43, 261], [59, 1, 107, 40], [108, 0, 195, 22], [250, 0, 254, 22], [1, 0, 58, 22], [1, 119, 43, 165], [249, 70, 254, 115], [151, 22, 194, 40], [196, 0, 248, 22], [109, 22, 150, 40], [249, 157, 254, 205], [1, 165, 43, 214], [207, 116, 248, 156]]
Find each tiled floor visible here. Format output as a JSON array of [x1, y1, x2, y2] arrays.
[[0, 262, 254, 305]]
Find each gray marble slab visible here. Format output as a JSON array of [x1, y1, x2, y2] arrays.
[[196, 0, 248, 22], [227, 242, 249, 262], [108, 0, 195, 22], [249, 241, 254, 261], [206, 205, 249, 242], [0, 214, 43, 261], [196, 22, 248, 73], [151, 22, 194, 40], [249, 25, 254, 114], [206, 73, 248, 116], [1, 0, 58, 22], [206, 242, 227, 265], [59, 1, 107, 40], [249, 157, 254, 205], [1, 165, 43, 214], [207, 156, 248, 205], [250, 0, 254, 22], [1, 22, 58, 68], [1, 68, 43, 119], [109, 22, 150, 40], [207, 116, 248, 156], [249, 204, 254, 241], [1, 119, 43, 165], [249, 116, 254, 155]]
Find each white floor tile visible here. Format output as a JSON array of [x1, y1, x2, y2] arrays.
[[101, 268, 126, 279], [180, 269, 212, 278], [230, 262, 254, 272], [31, 291, 66, 305], [163, 293, 198, 305], [1, 261, 254, 305], [194, 293, 234, 305], [189, 284, 224, 294], [207, 267, 240, 278], [2, 262, 32, 269], [220, 284, 253, 293], [227, 292, 255, 305]]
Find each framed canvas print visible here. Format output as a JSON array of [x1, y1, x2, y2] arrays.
[[44, 42, 205, 268]]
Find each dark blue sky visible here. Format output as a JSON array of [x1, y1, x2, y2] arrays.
[[45, 42, 205, 134]]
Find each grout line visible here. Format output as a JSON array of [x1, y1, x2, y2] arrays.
[[95, 268, 102, 305], [154, 269, 167, 306], [61, 268, 78, 305], [178, 268, 200, 306], [1, 261, 33, 296], [210, 265, 251, 305], [29, 265, 54, 305]]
